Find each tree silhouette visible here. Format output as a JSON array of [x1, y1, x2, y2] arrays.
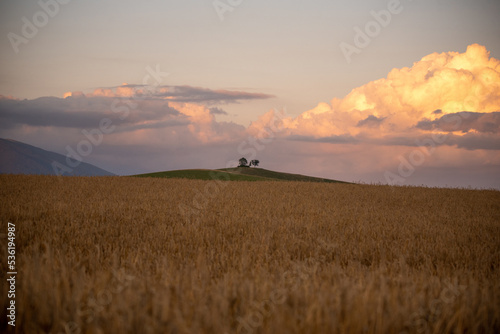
[[238, 157, 248, 167], [250, 159, 260, 167]]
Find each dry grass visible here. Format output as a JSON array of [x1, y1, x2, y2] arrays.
[[0, 175, 499, 334]]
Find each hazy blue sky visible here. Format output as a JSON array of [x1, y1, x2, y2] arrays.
[[1, 0, 499, 188]]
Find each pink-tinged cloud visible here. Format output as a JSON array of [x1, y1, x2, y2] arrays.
[[251, 44, 499, 149], [64, 84, 274, 104], [245, 44, 499, 187]]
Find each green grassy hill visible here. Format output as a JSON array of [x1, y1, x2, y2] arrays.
[[133, 167, 348, 183]]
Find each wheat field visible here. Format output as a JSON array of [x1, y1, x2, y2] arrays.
[[0, 175, 499, 334]]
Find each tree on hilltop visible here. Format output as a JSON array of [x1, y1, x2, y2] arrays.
[[238, 157, 248, 167], [250, 160, 260, 167]]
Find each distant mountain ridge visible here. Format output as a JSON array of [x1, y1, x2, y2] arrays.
[[0, 138, 114, 176]]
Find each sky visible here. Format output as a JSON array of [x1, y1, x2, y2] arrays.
[[0, 0, 499, 188]]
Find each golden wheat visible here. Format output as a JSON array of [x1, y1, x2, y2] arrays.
[[0, 175, 499, 333]]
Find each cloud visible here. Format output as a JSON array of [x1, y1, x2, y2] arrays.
[[253, 44, 500, 152], [209, 107, 228, 115], [416, 111, 500, 133], [287, 134, 359, 144], [0, 84, 267, 140], [0, 95, 181, 130], [152, 86, 274, 104], [356, 115, 386, 128], [0, 86, 249, 171], [447, 132, 500, 150], [240, 44, 500, 188], [68, 84, 274, 105]]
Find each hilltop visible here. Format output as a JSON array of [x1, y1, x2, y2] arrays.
[[133, 167, 348, 183]]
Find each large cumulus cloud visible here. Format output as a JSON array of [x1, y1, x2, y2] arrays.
[[249, 44, 500, 153]]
